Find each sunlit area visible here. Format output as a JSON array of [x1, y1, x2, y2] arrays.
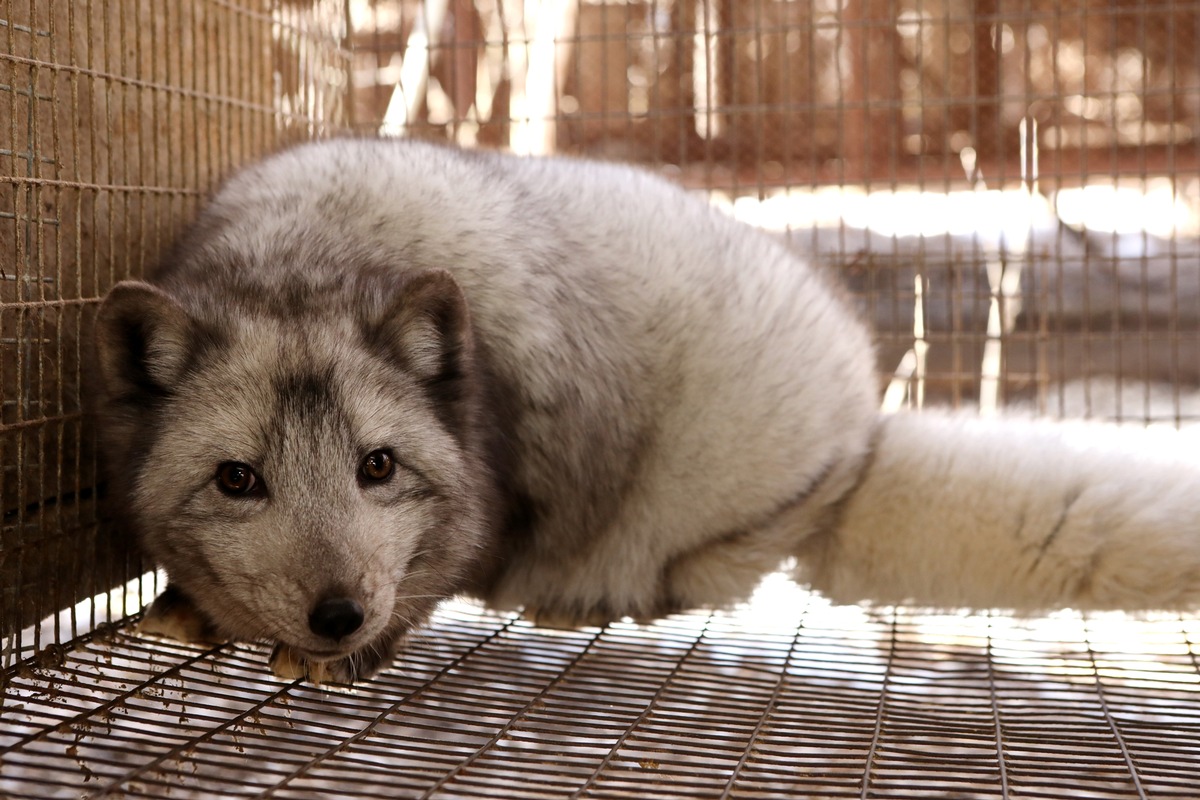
[[725, 179, 1200, 242]]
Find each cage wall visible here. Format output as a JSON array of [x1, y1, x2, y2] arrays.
[[353, 0, 1200, 418], [0, 0, 350, 663]]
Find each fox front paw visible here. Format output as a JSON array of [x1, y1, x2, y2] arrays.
[[137, 585, 225, 645], [268, 642, 392, 686], [522, 604, 616, 630]]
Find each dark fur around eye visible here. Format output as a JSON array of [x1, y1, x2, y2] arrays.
[[360, 449, 395, 482], [216, 462, 263, 497]]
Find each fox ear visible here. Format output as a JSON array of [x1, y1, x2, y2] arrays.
[[95, 281, 193, 399], [371, 269, 475, 408]]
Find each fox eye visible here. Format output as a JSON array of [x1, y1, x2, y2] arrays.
[[216, 462, 261, 496], [360, 449, 394, 482]]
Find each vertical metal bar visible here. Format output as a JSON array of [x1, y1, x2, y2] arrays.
[[971, 0, 999, 170]]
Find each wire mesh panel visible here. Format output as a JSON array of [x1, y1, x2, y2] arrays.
[[4, 0, 1200, 797], [3, 581, 1200, 798], [349, 0, 1200, 418], [0, 0, 350, 663], [349, 0, 1200, 171]]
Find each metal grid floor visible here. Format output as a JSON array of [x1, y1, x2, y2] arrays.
[[3, 577, 1200, 799]]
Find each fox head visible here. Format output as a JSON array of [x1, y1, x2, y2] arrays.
[[93, 269, 498, 679]]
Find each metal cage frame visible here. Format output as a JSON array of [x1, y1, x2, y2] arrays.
[[3, 0, 1200, 796]]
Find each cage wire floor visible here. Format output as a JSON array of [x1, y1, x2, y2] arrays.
[[3, 574, 1200, 799]]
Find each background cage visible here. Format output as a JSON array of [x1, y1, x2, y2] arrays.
[[3, 0, 1200, 796]]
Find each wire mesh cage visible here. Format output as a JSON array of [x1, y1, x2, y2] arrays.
[[3, 0, 1200, 797], [1, 0, 348, 665]]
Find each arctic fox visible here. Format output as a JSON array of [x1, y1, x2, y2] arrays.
[[94, 138, 1200, 684]]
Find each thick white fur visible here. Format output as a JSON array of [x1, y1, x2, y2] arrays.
[[96, 138, 1200, 682], [188, 140, 881, 619], [805, 412, 1200, 610]]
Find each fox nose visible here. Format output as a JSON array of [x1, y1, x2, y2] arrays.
[[308, 596, 365, 640]]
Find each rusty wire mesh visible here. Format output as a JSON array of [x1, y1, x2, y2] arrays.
[[4, 0, 1200, 797], [5, 580, 1200, 798], [349, 0, 1200, 421], [0, 0, 349, 663]]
